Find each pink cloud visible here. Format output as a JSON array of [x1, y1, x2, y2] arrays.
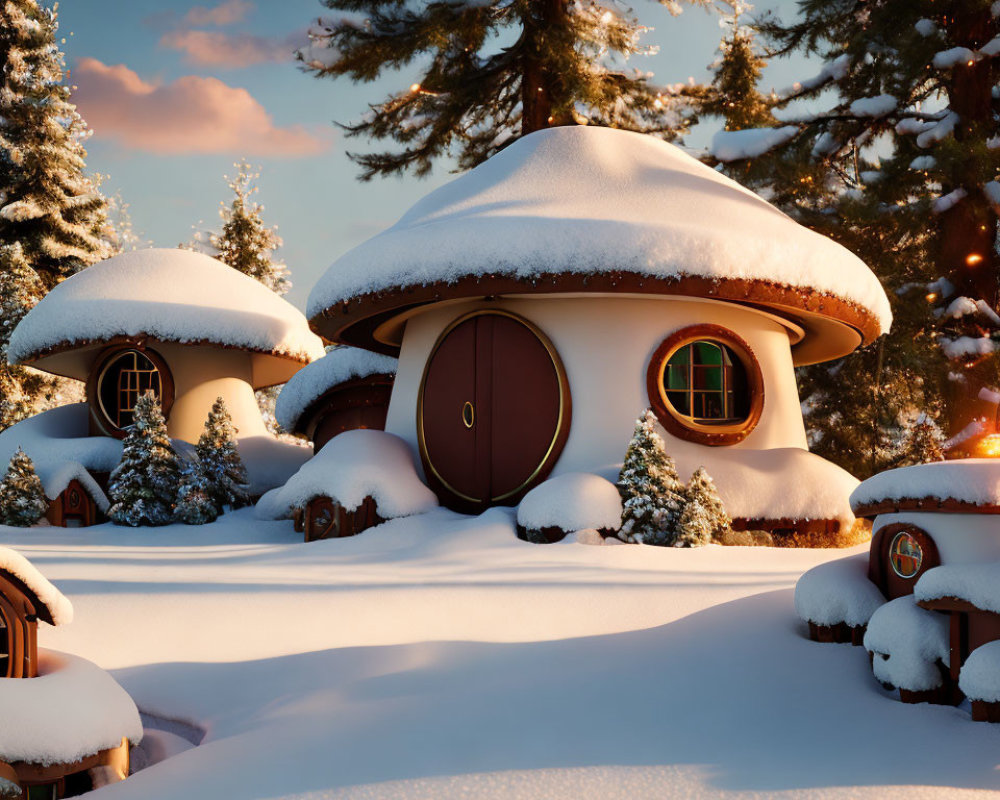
[[184, 0, 252, 26], [160, 29, 307, 68], [72, 58, 330, 157]]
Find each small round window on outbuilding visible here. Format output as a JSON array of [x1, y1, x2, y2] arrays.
[[648, 324, 763, 446], [90, 347, 173, 437]]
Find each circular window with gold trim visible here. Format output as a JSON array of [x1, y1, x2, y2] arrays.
[[889, 530, 924, 579], [647, 324, 764, 446], [88, 346, 174, 437]]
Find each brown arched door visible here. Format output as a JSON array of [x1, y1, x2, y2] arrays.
[[418, 310, 571, 512]]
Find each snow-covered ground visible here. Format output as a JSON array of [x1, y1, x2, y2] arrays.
[[4, 509, 1000, 799]]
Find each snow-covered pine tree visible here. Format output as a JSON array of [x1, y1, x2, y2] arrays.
[[0, 448, 49, 527], [893, 411, 947, 467], [174, 465, 219, 525], [196, 397, 250, 511], [0, 0, 109, 289], [617, 409, 686, 546], [675, 466, 731, 547], [108, 393, 181, 527], [296, 0, 713, 179]]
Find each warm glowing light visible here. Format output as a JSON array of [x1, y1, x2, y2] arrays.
[[976, 434, 1000, 457], [601, 10, 614, 23], [926, 292, 938, 302], [967, 253, 984, 266], [410, 83, 421, 92], [967, 60, 976, 66]]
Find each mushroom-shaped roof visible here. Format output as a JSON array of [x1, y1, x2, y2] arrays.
[[851, 459, 1000, 517], [0, 547, 73, 626], [308, 126, 892, 365], [275, 346, 397, 433], [9, 248, 325, 387]]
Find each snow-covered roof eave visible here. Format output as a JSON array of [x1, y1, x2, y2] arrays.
[[0, 548, 73, 626], [851, 458, 1000, 516]]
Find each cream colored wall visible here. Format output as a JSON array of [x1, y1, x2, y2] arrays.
[[153, 343, 268, 443], [384, 295, 809, 480]]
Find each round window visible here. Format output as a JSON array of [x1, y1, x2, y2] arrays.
[[647, 325, 763, 446], [889, 531, 924, 579], [93, 348, 171, 435]]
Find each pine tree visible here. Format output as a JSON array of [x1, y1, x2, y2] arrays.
[[0, 448, 48, 527], [893, 411, 947, 467], [0, 0, 110, 289], [675, 466, 731, 547], [296, 0, 712, 179], [174, 465, 220, 525], [617, 409, 686, 546], [108, 393, 181, 527], [196, 397, 250, 511]]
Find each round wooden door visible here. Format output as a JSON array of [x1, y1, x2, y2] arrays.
[[418, 310, 571, 512]]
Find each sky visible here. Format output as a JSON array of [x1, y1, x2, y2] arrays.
[[58, 0, 811, 313]]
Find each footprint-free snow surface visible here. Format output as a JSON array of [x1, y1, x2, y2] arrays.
[[5, 508, 1000, 799]]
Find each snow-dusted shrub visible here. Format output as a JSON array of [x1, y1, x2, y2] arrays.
[[617, 410, 685, 545], [959, 641, 1000, 703], [795, 553, 886, 628], [0, 448, 48, 527], [196, 397, 250, 510], [675, 467, 730, 547], [174, 467, 219, 526], [864, 595, 950, 691], [517, 473, 622, 538]]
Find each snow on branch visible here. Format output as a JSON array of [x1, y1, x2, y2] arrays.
[[933, 188, 967, 214], [848, 94, 897, 117], [780, 54, 851, 99], [710, 125, 798, 161]]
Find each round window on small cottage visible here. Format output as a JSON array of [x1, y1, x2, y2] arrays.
[[647, 325, 763, 446], [92, 348, 173, 435], [889, 530, 923, 579]]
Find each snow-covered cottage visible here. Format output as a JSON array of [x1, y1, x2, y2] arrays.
[[4, 248, 325, 513], [305, 126, 891, 539], [0, 548, 140, 795]]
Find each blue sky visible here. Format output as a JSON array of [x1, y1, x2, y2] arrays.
[[58, 0, 810, 312]]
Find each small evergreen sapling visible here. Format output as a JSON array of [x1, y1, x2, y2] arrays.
[[108, 393, 181, 527], [894, 413, 947, 467], [676, 467, 731, 547], [196, 398, 250, 511], [617, 410, 686, 546], [0, 448, 48, 527], [174, 465, 219, 525]]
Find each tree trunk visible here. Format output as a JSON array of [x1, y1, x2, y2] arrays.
[[521, 0, 571, 135]]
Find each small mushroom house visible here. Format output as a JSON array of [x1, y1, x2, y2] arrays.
[[6, 248, 325, 500], [306, 126, 891, 536], [0, 548, 141, 796]]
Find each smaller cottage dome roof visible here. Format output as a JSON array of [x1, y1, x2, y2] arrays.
[[9, 248, 325, 387], [0, 547, 73, 626], [308, 126, 892, 365], [851, 459, 1000, 517]]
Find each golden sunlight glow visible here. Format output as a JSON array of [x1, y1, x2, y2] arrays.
[[976, 434, 1000, 458], [410, 83, 421, 93], [926, 292, 938, 302], [967, 253, 984, 266]]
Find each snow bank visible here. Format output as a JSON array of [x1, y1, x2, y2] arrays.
[[275, 346, 397, 432], [864, 595, 950, 691], [794, 553, 885, 627], [9, 249, 325, 375], [308, 127, 892, 336], [959, 641, 1000, 702], [0, 547, 73, 625], [0, 650, 140, 765], [237, 435, 312, 497], [851, 458, 1000, 511], [915, 562, 1000, 613], [260, 430, 438, 519], [517, 473, 622, 533]]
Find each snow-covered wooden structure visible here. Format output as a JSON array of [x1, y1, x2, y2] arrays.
[[306, 126, 891, 536], [5, 249, 325, 502], [0, 548, 141, 795]]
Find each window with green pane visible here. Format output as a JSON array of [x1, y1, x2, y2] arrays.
[[664, 340, 749, 424]]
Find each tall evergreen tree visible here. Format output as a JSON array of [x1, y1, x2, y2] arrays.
[[0, 448, 48, 527], [108, 393, 182, 527], [196, 397, 250, 511], [297, 0, 714, 179]]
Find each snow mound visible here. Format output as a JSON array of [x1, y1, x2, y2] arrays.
[[259, 430, 438, 519], [959, 641, 1000, 702], [851, 458, 1000, 511], [0, 650, 140, 765], [0, 547, 73, 626], [9, 248, 324, 381], [794, 553, 885, 627], [0, 403, 121, 479], [915, 562, 1000, 614], [864, 595, 950, 691], [237, 435, 313, 497], [275, 346, 397, 432], [308, 126, 891, 335], [517, 473, 623, 533]]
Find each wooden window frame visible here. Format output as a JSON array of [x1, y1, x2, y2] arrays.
[[87, 344, 174, 439], [647, 324, 764, 446], [868, 522, 940, 599]]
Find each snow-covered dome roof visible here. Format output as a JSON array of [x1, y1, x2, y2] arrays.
[[0, 547, 73, 626], [275, 346, 397, 433], [9, 248, 325, 386], [852, 459, 1000, 516], [308, 126, 891, 365]]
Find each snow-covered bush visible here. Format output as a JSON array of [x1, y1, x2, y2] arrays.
[[959, 641, 1000, 704], [517, 473, 622, 542], [675, 467, 731, 547], [0, 448, 48, 527], [864, 595, 950, 692], [617, 410, 685, 545], [108, 394, 181, 527], [795, 553, 886, 629], [196, 397, 250, 511], [174, 466, 219, 526]]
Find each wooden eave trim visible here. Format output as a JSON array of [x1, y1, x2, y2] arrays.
[[290, 373, 396, 436], [10, 737, 128, 783], [731, 516, 840, 534], [917, 595, 997, 614], [0, 570, 54, 627], [309, 272, 881, 356], [853, 497, 1000, 518]]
